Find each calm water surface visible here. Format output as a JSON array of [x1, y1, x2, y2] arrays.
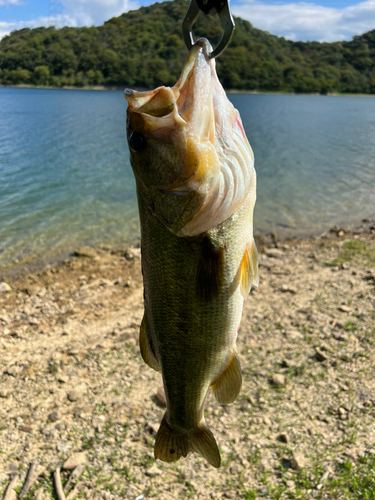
[[0, 87, 374, 267]]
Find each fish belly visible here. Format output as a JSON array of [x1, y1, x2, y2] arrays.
[[137, 188, 255, 466]]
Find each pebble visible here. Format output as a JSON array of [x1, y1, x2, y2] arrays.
[[285, 329, 303, 340], [315, 348, 328, 362], [67, 389, 83, 402], [272, 374, 286, 387], [48, 410, 60, 423], [57, 443, 72, 452], [291, 451, 308, 470], [75, 247, 98, 259], [0, 388, 9, 398], [229, 464, 241, 474], [0, 282, 12, 293], [286, 480, 296, 489], [263, 416, 272, 426], [145, 464, 162, 477], [265, 248, 284, 259], [277, 433, 289, 443], [280, 284, 297, 293], [338, 305, 352, 313], [63, 452, 88, 469]]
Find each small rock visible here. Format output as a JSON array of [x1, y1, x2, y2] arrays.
[[67, 389, 83, 402], [285, 329, 303, 340], [315, 348, 328, 362], [224, 492, 236, 498], [145, 464, 162, 477], [0, 388, 9, 398], [291, 451, 308, 470], [19, 424, 32, 433], [74, 247, 98, 259], [263, 416, 272, 426], [281, 359, 296, 368], [5, 365, 20, 377], [277, 433, 289, 443], [286, 480, 296, 489], [272, 374, 286, 387], [338, 305, 352, 313], [57, 374, 69, 383], [63, 452, 88, 469], [266, 248, 284, 259], [57, 443, 72, 452], [114, 277, 123, 285], [48, 410, 60, 423], [230, 464, 241, 474], [280, 284, 297, 294], [0, 282, 12, 293]]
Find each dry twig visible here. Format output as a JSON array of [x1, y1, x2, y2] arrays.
[[19, 462, 37, 499], [2, 474, 18, 500], [53, 468, 66, 500]]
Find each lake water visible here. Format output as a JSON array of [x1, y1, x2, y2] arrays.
[[1, 87, 375, 268]]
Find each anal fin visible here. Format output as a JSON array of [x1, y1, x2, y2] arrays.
[[139, 317, 160, 372], [240, 240, 259, 298], [211, 351, 242, 405], [154, 413, 221, 468]]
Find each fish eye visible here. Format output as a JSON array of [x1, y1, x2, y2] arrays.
[[129, 131, 146, 152]]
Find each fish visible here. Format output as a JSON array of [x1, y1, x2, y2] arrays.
[[124, 38, 258, 468]]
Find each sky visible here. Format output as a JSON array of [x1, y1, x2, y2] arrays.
[[0, 0, 374, 42]]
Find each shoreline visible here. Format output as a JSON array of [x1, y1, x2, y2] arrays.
[[1, 218, 374, 284], [1, 84, 375, 97]]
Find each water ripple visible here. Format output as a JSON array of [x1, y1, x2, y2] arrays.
[[1, 88, 375, 266]]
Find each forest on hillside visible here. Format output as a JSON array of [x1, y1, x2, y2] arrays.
[[0, 0, 375, 93]]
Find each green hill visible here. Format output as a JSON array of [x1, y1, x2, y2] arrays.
[[1, 0, 375, 93]]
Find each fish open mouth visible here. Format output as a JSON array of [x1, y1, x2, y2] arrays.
[[125, 39, 215, 138]]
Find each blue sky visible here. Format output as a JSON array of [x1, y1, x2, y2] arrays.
[[1, 0, 374, 41]]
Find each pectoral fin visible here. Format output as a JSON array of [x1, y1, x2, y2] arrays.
[[139, 317, 160, 372], [211, 351, 242, 405], [240, 241, 259, 298], [196, 236, 225, 302]]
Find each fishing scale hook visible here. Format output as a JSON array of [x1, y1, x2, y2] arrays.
[[182, 0, 235, 58]]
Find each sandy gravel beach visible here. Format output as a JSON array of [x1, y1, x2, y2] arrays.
[[0, 220, 375, 500]]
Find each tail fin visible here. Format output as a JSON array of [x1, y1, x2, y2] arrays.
[[154, 413, 221, 468]]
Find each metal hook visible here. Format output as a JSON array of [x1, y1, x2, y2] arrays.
[[182, 0, 235, 59]]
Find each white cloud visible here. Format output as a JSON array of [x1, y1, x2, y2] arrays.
[[0, 0, 140, 39], [0, 0, 22, 5], [0, 17, 55, 39], [232, 0, 375, 42], [61, 0, 140, 27]]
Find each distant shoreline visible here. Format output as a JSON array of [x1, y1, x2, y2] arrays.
[[1, 84, 375, 97]]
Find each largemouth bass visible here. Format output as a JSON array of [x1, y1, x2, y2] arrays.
[[125, 38, 258, 468]]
